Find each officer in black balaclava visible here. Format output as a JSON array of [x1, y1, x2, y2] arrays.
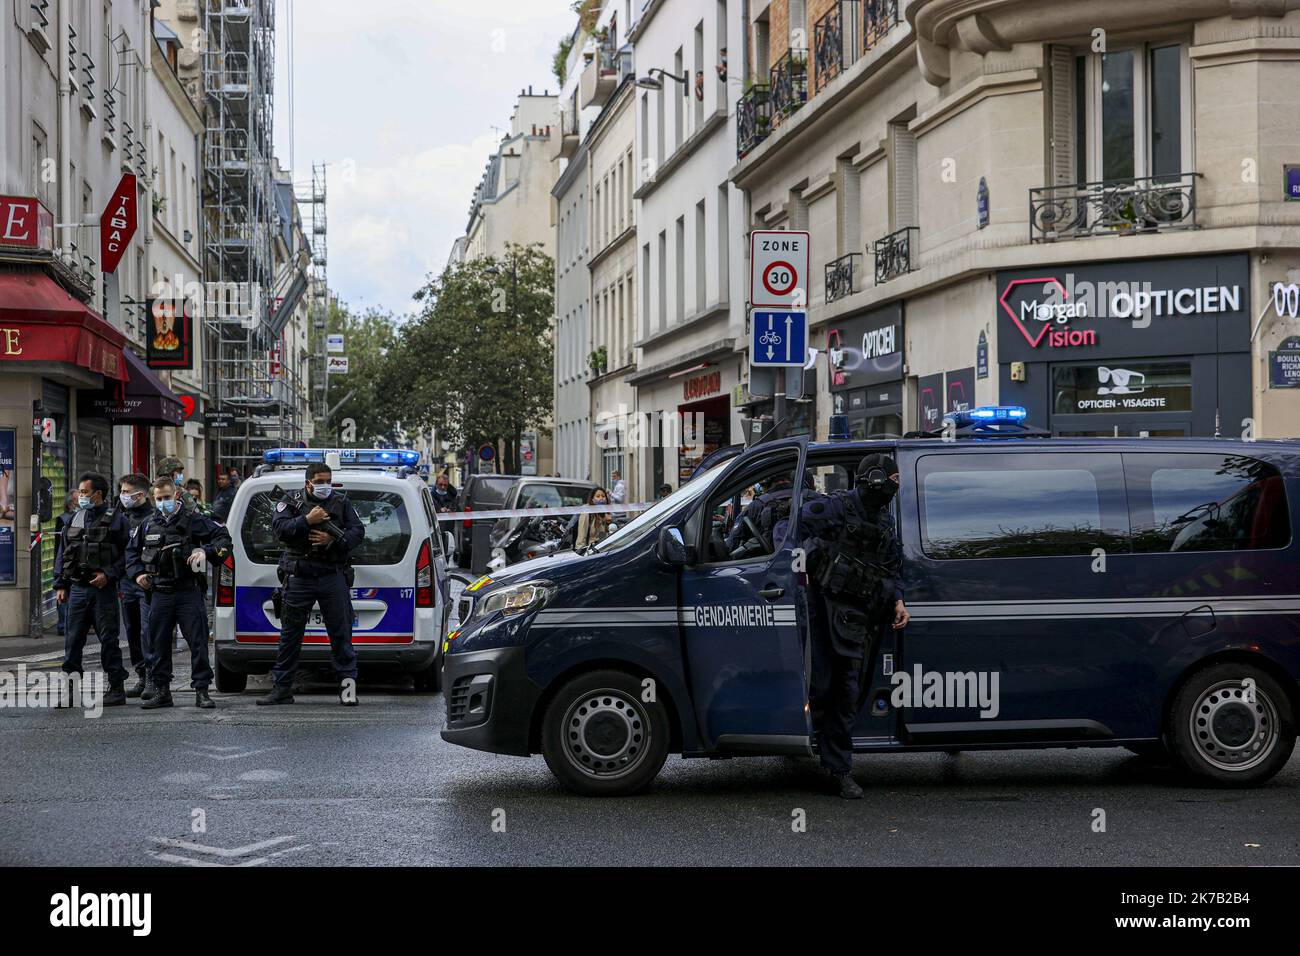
[[796, 453, 908, 798]]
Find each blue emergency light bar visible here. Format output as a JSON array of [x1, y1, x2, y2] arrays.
[[946, 405, 1028, 426], [262, 448, 421, 468]]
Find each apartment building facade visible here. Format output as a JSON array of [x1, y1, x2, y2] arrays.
[[629, 0, 748, 494], [730, 0, 1300, 442]]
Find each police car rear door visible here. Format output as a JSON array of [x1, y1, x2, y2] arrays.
[[677, 437, 812, 754]]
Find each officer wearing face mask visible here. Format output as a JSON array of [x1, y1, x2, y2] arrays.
[[126, 476, 232, 709], [156, 455, 197, 513], [55, 473, 131, 706], [115, 473, 156, 699], [259, 461, 364, 706], [797, 453, 908, 799]]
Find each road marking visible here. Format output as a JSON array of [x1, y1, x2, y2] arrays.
[[183, 743, 286, 761], [147, 834, 308, 867]]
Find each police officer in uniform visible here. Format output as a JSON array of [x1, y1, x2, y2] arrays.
[[797, 453, 909, 798], [126, 476, 232, 709], [55, 473, 131, 706], [156, 455, 198, 513], [115, 473, 155, 698], [258, 460, 364, 706], [725, 472, 814, 554]]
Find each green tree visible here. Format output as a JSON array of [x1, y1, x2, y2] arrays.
[[388, 243, 554, 474], [320, 301, 402, 446]]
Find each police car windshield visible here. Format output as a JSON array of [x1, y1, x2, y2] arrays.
[[241, 488, 412, 566], [590, 461, 731, 553]]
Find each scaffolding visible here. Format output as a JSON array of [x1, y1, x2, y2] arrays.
[[298, 162, 329, 432], [201, 0, 286, 471]]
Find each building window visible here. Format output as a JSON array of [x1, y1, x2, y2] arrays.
[[1056, 43, 1191, 185], [674, 216, 685, 322], [695, 198, 707, 314]]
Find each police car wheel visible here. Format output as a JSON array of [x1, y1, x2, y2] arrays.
[[1167, 663, 1296, 787], [541, 670, 669, 797], [215, 658, 247, 693]]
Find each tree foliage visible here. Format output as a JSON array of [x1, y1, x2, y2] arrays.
[[385, 243, 555, 473], [321, 301, 402, 446]]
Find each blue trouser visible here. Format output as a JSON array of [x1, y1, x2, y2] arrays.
[[273, 568, 357, 687], [147, 584, 213, 689], [809, 594, 869, 775], [62, 582, 128, 684], [119, 579, 152, 679]]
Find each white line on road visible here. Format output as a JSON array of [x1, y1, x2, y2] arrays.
[[150, 835, 297, 858]]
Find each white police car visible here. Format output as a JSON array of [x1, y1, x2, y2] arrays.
[[213, 448, 462, 692]]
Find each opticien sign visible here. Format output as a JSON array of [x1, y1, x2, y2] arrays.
[[1001, 275, 1244, 349]]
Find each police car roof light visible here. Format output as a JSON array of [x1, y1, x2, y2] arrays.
[[948, 405, 1027, 426], [262, 448, 421, 469]]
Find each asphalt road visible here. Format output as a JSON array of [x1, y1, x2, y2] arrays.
[[1, 635, 1297, 867]]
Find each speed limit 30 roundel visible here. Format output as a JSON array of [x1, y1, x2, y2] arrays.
[[749, 230, 810, 308]]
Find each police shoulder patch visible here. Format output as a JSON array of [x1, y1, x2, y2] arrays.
[[276, 502, 287, 512]]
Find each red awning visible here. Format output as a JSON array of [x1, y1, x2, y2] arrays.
[[0, 269, 127, 381]]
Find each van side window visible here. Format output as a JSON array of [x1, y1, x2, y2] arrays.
[[698, 452, 800, 563], [918, 452, 1128, 559], [1124, 453, 1291, 553]]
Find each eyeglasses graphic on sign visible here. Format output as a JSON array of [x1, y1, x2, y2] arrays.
[[1097, 366, 1145, 395]]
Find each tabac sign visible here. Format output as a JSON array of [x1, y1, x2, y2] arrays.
[[100, 173, 138, 274]]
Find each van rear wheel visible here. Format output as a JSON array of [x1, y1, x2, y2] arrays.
[[1167, 662, 1295, 787], [541, 669, 670, 797], [215, 657, 247, 693]]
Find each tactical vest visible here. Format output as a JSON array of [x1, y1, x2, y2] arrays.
[[281, 492, 349, 562], [816, 494, 893, 606], [64, 507, 120, 578], [141, 511, 199, 584]]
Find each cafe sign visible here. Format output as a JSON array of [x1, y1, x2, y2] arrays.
[[682, 369, 721, 401]]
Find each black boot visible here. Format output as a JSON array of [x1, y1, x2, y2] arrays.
[[103, 679, 127, 707], [140, 680, 157, 702], [828, 770, 863, 799], [141, 684, 174, 709], [126, 674, 148, 699], [195, 688, 215, 709], [256, 685, 295, 706]]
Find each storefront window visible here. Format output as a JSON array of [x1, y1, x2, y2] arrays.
[[1053, 361, 1191, 415]]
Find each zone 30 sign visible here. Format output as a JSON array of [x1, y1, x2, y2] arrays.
[[750, 230, 810, 309]]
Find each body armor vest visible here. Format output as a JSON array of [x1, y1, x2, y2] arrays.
[[282, 492, 348, 561], [816, 496, 893, 606], [141, 511, 198, 583], [64, 508, 120, 578]]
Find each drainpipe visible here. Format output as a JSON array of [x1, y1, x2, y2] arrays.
[[57, 0, 72, 244]]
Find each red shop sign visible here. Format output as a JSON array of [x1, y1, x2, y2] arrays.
[[683, 370, 721, 402], [0, 195, 54, 251], [100, 173, 138, 274]]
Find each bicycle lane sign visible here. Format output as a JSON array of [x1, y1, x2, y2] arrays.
[[750, 230, 810, 309], [751, 310, 808, 367]]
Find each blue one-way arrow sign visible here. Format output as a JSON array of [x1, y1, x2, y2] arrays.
[[750, 310, 808, 368]]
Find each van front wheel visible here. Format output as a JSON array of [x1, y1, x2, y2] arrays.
[[1168, 663, 1295, 787], [541, 669, 670, 797]]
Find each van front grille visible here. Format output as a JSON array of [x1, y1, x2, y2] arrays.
[[448, 675, 473, 724]]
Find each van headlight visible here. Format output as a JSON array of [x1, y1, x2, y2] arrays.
[[473, 581, 551, 620]]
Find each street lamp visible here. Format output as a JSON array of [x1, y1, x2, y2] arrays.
[[636, 67, 690, 97]]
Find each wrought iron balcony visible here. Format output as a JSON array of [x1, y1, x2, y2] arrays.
[[863, 0, 900, 52], [814, 2, 860, 92], [872, 226, 917, 284], [825, 252, 862, 304], [1029, 173, 1197, 242], [769, 48, 808, 126], [736, 84, 772, 158]]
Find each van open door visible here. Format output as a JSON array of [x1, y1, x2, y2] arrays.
[[672, 437, 813, 755]]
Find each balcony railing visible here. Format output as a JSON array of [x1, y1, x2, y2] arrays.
[[814, 1, 860, 92], [769, 48, 808, 126], [736, 84, 772, 158], [872, 226, 917, 284], [825, 252, 862, 304], [1029, 173, 1198, 242], [864, 0, 900, 51]]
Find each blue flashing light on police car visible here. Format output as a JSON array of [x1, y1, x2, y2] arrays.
[[958, 405, 1027, 423], [262, 448, 421, 468]]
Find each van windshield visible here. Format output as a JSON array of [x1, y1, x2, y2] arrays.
[[591, 462, 731, 554], [241, 489, 412, 566]]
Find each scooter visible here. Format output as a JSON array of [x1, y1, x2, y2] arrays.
[[487, 515, 570, 571]]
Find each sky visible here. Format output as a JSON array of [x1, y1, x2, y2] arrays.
[[273, 0, 575, 319]]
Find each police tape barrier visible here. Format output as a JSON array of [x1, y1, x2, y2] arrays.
[[434, 503, 653, 522]]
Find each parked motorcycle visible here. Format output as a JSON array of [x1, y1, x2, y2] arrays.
[[488, 514, 571, 571]]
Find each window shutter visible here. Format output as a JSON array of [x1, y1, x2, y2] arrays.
[[838, 159, 861, 254], [889, 124, 918, 230], [1049, 45, 1076, 185]]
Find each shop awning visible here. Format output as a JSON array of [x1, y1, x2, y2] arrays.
[[77, 347, 186, 426], [0, 270, 127, 381]]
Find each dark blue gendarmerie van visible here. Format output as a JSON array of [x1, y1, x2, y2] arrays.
[[440, 407, 1300, 796]]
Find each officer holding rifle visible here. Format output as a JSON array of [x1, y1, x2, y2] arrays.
[[797, 454, 909, 799], [260, 460, 364, 706]]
